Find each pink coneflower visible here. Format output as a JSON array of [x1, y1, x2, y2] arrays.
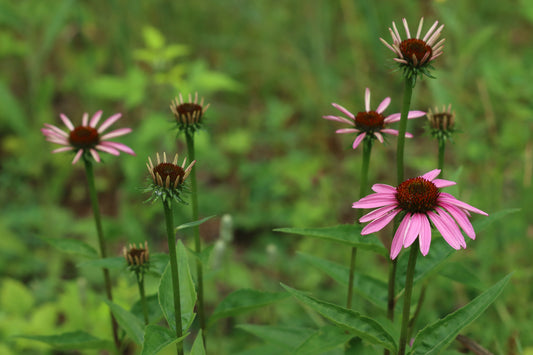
[[323, 88, 425, 149], [352, 169, 487, 259], [42, 111, 135, 164], [380, 17, 445, 69]]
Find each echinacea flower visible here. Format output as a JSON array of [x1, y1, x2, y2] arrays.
[[42, 111, 135, 164], [323, 88, 425, 149], [352, 169, 487, 259], [170, 92, 210, 135], [124, 241, 150, 274], [380, 18, 445, 85], [427, 104, 456, 141], [145, 152, 196, 204]]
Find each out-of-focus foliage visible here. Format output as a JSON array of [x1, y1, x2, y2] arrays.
[[0, 0, 531, 353]]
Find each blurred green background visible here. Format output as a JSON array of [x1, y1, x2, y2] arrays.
[[0, 0, 532, 354]]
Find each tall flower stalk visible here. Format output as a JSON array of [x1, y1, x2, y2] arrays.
[[124, 242, 151, 325], [170, 93, 209, 347], [146, 152, 195, 355]]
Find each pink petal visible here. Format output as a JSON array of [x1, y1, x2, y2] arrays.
[[433, 178, 456, 188], [332, 103, 355, 119], [418, 215, 432, 255], [90, 149, 101, 162], [90, 110, 103, 127], [46, 136, 69, 145], [364, 88, 371, 112], [402, 18, 411, 38], [423, 20, 440, 42], [384, 113, 402, 123], [391, 214, 412, 259], [379, 37, 397, 53], [100, 128, 132, 140], [359, 205, 398, 223], [427, 211, 461, 250], [100, 141, 135, 155], [421, 169, 441, 181], [438, 193, 488, 215], [361, 208, 398, 235], [336, 128, 359, 134], [323, 115, 354, 126], [353, 194, 397, 209], [95, 144, 120, 156], [352, 133, 366, 149], [59, 114, 75, 131], [437, 209, 466, 248], [407, 110, 426, 119], [404, 213, 422, 248], [82, 113, 89, 126], [371, 183, 396, 193], [376, 97, 391, 114], [97, 113, 122, 133], [381, 128, 399, 136], [374, 132, 384, 143], [440, 203, 476, 240], [415, 17, 424, 39], [52, 146, 74, 153], [43, 124, 68, 137], [72, 149, 83, 164]]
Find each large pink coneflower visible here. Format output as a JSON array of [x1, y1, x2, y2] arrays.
[[323, 88, 425, 150], [352, 169, 487, 259], [42, 111, 135, 164]]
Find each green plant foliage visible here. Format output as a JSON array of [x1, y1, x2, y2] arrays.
[[41, 237, 99, 259], [16, 331, 112, 350], [293, 324, 354, 354], [141, 325, 188, 355], [237, 324, 315, 352], [190, 330, 206, 355], [104, 299, 145, 345]]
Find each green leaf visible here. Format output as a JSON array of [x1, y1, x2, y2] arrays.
[[410, 274, 512, 355], [190, 330, 206, 355], [294, 325, 354, 354], [281, 284, 397, 352], [78, 256, 126, 270], [275, 225, 387, 255], [103, 300, 144, 345], [472, 208, 521, 232], [297, 252, 387, 309], [438, 262, 485, 290], [237, 324, 315, 350], [158, 241, 197, 332], [17, 331, 111, 350], [131, 294, 163, 324], [210, 289, 289, 325], [0, 80, 27, 133], [141, 325, 188, 355], [175, 215, 216, 231], [186, 244, 215, 268], [42, 237, 98, 259]]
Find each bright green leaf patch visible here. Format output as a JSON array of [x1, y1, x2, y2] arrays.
[[281, 284, 397, 352], [17, 331, 112, 350], [42, 237, 98, 259], [210, 289, 289, 325], [410, 273, 511, 355], [275, 224, 387, 255], [190, 330, 206, 355], [103, 300, 145, 345]]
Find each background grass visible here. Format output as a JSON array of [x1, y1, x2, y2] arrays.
[[0, 0, 531, 354]]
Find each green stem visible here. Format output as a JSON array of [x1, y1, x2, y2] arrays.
[[83, 158, 120, 350], [396, 80, 414, 185], [136, 272, 149, 325], [347, 139, 372, 309], [398, 245, 419, 355], [162, 200, 184, 355], [407, 282, 427, 340], [185, 132, 206, 348], [438, 139, 446, 175]]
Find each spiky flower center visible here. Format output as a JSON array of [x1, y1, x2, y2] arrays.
[[69, 126, 100, 149], [399, 39, 432, 66], [153, 163, 185, 186], [428, 112, 454, 131], [125, 248, 148, 266], [355, 111, 385, 132], [173, 103, 203, 124], [396, 177, 439, 213]]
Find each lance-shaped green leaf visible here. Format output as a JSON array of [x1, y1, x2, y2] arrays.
[[104, 299, 144, 345], [210, 289, 289, 326], [17, 331, 111, 350], [158, 241, 197, 332], [281, 284, 397, 352], [410, 274, 511, 355], [275, 225, 387, 255], [294, 324, 354, 354], [438, 262, 485, 290], [42, 237, 98, 259], [297, 252, 387, 309], [190, 330, 206, 355], [141, 325, 188, 355], [237, 324, 315, 351], [175, 215, 216, 231]]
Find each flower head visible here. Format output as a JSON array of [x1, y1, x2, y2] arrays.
[[380, 18, 445, 86], [323, 88, 425, 150], [352, 169, 487, 259], [42, 111, 135, 164], [145, 152, 195, 204], [170, 92, 210, 135], [427, 104, 456, 141], [124, 241, 150, 273]]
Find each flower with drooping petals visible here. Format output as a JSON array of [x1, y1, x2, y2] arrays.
[[380, 18, 445, 86], [323, 88, 425, 150], [145, 152, 196, 204], [170, 92, 210, 135], [352, 169, 487, 259], [427, 104, 456, 142], [42, 111, 135, 164]]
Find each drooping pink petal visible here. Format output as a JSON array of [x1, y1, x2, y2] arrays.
[[359, 204, 398, 223], [381, 128, 399, 136], [427, 211, 461, 250], [361, 208, 398, 235], [52, 146, 74, 153], [418, 215, 432, 255], [323, 115, 354, 126], [376, 97, 391, 114], [440, 202, 476, 239], [331, 103, 355, 119], [352, 133, 366, 149], [90, 149, 101, 162], [407, 110, 426, 119], [374, 132, 384, 143], [72, 149, 83, 164], [371, 183, 396, 193], [421, 169, 441, 181], [364, 88, 371, 112], [97, 113, 122, 133], [390, 213, 412, 259], [438, 193, 488, 215], [90, 110, 103, 127], [336, 128, 359, 134], [436, 208, 466, 248], [404, 213, 423, 248], [100, 128, 132, 140], [433, 178, 456, 188], [59, 114, 75, 131], [100, 141, 135, 155], [95, 144, 120, 156], [44, 124, 69, 137]]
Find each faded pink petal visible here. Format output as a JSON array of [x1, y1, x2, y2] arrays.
[[100, 141, 135, 155], [332, 103, 355, 119], [96, 144, 120, 156], [352, 193, 397, 209], [59, 114, 74, 131], [371, 183, 396, 193], [364, 88, 371, 112], [100, 128, 132, 140], [376, 97, 391, 114], [352, 133, 366, 149], [72, 149, 83, 164], [90, 110, 103, 127], [323, 115, 354, 126], [336, 128, 359, 134], [97, 113, 122, 133], [359, 204, 398, 223]]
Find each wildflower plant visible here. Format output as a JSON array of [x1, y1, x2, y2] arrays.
[[170, 92, 210, 136], [124, 242, 150, 325], [145, 152, 195, 204]]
